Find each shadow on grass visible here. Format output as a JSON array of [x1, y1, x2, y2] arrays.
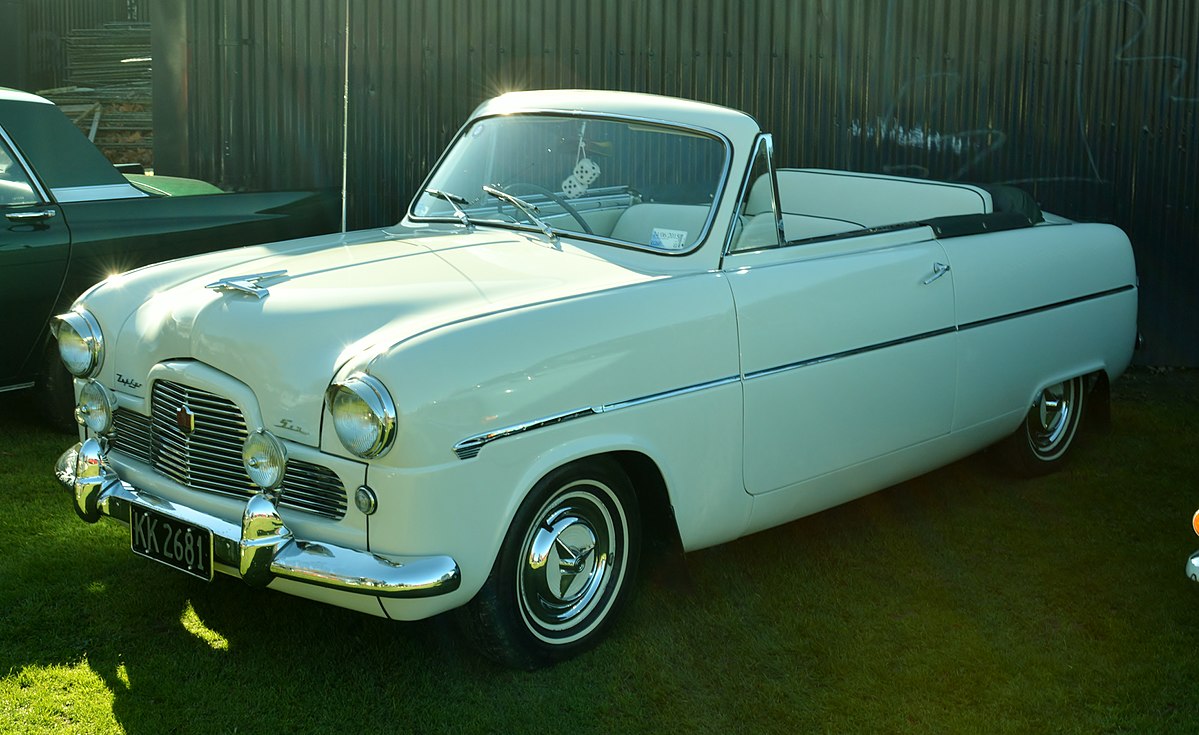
[[3, 371, 1199, 733]]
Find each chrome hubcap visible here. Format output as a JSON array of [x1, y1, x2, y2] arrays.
[[1030, 380, 1074, 451], [518, 483, 623, 639]]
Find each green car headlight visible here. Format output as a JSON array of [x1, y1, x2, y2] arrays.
[[325, 374, 397, 459], [53, 310, 104, 378], [76, 380, 117, 435]]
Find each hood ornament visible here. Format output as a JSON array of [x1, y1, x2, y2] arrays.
[[205, 270, 289, 299]]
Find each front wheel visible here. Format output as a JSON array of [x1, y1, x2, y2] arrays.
[[36, 342, 78, 434], [459, 458, 640, 669], [1001, 376, 1087, 476]]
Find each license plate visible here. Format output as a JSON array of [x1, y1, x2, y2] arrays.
[[130, 505, 214, 581]]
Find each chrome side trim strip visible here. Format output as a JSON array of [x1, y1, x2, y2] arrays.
[[599, 376, 741, 413], [453, 408, 597, 460], [451, 284, 1135, 460], [453, 375, 740, 460], [744, 284, 1135, 382], [958, 285, 1135, 332], [744, 327, 957, 382]]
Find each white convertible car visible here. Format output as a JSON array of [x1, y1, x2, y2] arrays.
[[55, 90, 1138, 667]]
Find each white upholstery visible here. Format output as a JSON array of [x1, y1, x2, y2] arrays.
[[609, 203, 711, 248], [776, 169, 993, 228]]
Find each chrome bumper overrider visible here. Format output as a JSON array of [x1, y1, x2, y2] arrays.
[[55, 439, 460, 599], [1188, 551, 1199, 583]]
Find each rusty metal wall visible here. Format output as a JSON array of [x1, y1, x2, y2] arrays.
[[160, 0, 1198, 365], [20, 0, 150, 91]]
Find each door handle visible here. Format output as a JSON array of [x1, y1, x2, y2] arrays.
[[922, 262, 950, 285], [6, 209, 57, 222]]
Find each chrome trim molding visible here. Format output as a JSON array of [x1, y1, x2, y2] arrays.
[[744, 327, 958, 382], [958, 285, 1135, 332], [451, 283, 1135, 460], [453, 376, 739, 460], [52, 309, 105, 379], [55, 439, 461, 598], [51, 183, 148, 202], [325, 373, 398, 459], [599, 376, 741, 412], [407, 109, 734, 258], [0, 124, 51, 202], [747, 284, 1136, 382], [454, 408, 597, 460], [5, 209, 57, 221]]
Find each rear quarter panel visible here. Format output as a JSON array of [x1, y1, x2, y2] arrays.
[[941, 221, 1138, 431]]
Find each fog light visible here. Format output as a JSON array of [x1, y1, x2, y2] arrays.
[[76, 380, 116, 435], [242, 430, 287, 491], [355, 485, 378, 515]]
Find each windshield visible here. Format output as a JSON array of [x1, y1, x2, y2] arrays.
[[410, 114, 728, 253]]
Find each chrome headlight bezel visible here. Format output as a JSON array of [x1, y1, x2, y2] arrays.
[[52, 309, 104, 378], [325, 373, 397, 459], [76, 380, 117, 435]]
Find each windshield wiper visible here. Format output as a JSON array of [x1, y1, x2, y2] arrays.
[[424, 188, 473, 230], [482, 184, 556, 242]]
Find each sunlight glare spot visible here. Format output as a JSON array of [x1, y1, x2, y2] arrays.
[[87, 581, 107, 594], [180, 602, 229, 651], [116, 663, 130, 689]]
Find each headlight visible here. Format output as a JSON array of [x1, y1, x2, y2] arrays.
[[242, 430, 288, 490], [53, 310, 104, 378], [76, 380, 116, 435], [325, 374, 397, 458]]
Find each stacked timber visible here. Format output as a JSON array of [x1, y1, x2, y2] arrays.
[[38, 22, 153, 167]]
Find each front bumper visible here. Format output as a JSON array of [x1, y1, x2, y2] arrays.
[[55, 439, 460, 598]]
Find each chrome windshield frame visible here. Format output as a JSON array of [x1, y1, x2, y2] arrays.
[[404, 110, 733, 257]]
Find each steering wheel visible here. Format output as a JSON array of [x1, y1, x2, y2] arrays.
[[504, 182, 595, 235]]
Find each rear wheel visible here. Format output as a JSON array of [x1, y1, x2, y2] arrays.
[[460, 457, 640, 669], [1001, 376, 1087, 476]]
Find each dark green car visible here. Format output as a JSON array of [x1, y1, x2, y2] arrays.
[[0, 88, 338, 423]]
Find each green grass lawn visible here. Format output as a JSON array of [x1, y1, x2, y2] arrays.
[[1, 369, 1197, 734]]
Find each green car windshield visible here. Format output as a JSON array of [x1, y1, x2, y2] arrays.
[[411, 114, 728, 253]]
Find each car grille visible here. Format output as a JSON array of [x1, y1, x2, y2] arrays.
[[111, 380, 347, 520]]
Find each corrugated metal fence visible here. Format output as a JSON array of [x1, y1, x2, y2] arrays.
[[131, 1, 1199, 365]]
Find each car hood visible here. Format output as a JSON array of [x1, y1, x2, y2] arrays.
[[95, 226, 658, 446]]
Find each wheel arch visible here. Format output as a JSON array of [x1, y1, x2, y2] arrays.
[[606, 450, 683, 557], [1085, 369, 1111, 432], [514, 448, 682, 558]]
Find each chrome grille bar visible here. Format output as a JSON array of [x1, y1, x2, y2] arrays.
[[112, 409, 152, 464], [109, 380, 347, 520]]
